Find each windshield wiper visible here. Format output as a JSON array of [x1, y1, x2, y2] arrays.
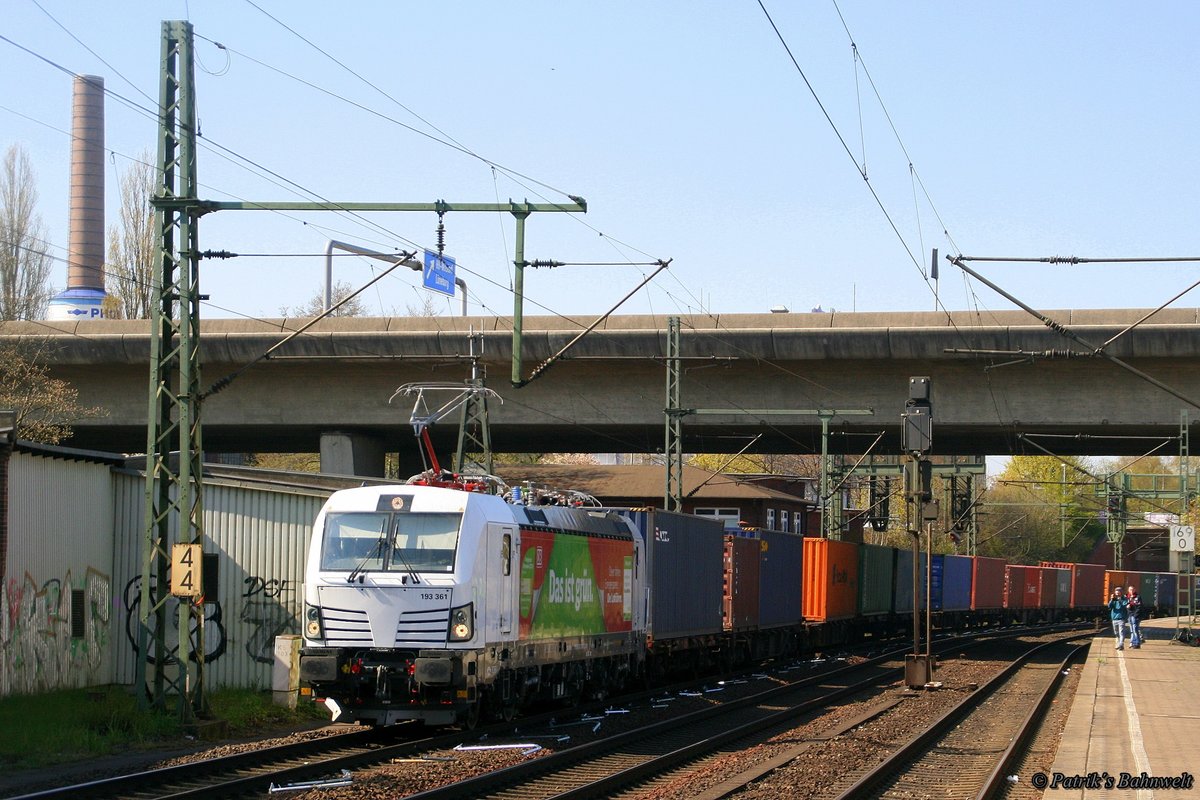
[[347, 522, 388, 584], [391, 542, 421, 585]]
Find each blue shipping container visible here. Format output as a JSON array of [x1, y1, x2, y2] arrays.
[[757, 529, 804, 628], [1156, 573, 1178, 612], [942, 554, 973, 612], [930, 554, 944, 611], [603, 508, 725, 639]]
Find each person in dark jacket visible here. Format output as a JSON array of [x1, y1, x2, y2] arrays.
[[1108, 587, 1128, 650], [1127, 586, 1143, 648]]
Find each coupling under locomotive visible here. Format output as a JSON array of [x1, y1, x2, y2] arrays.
[[299, 484, 646, 726]]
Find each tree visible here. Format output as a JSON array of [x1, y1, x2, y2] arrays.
[[687, 452, 823, 476], [0, 339, 103, 444], [537, 453, 599, 465], [105, 154, 156, 319], [246, 452, 321, 472], [406, 293, 438, 317], [1100, 454, 1188, 521], [281, 280, 367, 317], [978, 455, 1104, 563], [0, 145, 52, 321]]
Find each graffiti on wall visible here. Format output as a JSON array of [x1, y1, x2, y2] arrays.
[[0, 568, 111, 696], [121, 573, 297, 667], [241, 576, 297, 664], [122, 575, 228, 665]]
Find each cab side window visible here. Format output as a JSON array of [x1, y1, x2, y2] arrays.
[[501, 533, 512, 576]]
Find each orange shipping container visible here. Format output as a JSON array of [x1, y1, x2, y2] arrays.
[[1104, 570, 1141, 602], [802, 538, 859, 621]]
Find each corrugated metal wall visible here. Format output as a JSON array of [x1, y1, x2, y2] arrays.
[[2, 452, 115, 697], [112, 472, 327, 690]]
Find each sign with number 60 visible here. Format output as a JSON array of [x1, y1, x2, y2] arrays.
[[1169, 524, 1195, 553]]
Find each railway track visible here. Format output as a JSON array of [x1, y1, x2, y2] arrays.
[[8, 724, 433, 800], [830, 635, 1089, 800], [9, 625, 1090, 800], [399, 629, 1085, 800]]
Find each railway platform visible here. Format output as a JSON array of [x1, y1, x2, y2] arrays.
[[1046, 616, 1200, 798]]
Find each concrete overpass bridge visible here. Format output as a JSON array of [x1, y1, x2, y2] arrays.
[[5, 308, 1200, 472]]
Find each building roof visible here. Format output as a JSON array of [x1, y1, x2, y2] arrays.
[[494, 464, 811, 504], [13, 438, 127, 465]]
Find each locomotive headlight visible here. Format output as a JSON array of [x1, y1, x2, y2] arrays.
[[305, 604, 324, 640], [448, 602, 473, 641]]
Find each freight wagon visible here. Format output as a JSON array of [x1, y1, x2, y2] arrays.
[[1103, 570, 1180, 615], [298, 482, 1121, 729]]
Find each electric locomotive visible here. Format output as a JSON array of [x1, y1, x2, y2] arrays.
[[299, 484, 646, 726]]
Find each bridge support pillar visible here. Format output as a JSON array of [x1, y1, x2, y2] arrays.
[[320, 431, 385, 477]]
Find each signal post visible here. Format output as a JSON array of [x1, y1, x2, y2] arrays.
[[904, 376, 938, 688]]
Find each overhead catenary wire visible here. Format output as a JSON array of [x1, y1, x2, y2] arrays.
[[0, 36, 668, 345], [203, 252, 414, 400], [28, 0, 158, 106], [949, 255, 1200, 412], [1016, 434, 1184, 519], [188, 25, 669, 270], [0, 10, 1060, 482], [753, 0, 997, 397], [9, 9, 673, 293], [756, 1, 923, 276], [830, 0, 964, 257], [0, 32, 897, 470], [7, 13, 814, 415]]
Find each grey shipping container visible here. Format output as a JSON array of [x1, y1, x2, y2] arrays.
[[755, 529, 804, 628], [601, 509, 725, 640], [894, 547, 927, 615], [858, 543, 895, 616], [1054, 568, 1072, 608]]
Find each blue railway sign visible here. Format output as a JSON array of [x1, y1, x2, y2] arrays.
[[422, 251, 456, 296]]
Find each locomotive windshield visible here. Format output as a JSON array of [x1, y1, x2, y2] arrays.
[[320, 511, 462, 573]]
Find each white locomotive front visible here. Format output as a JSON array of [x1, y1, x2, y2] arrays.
[[299, 484, 645, 726]]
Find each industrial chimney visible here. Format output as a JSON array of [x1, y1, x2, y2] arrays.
[[47, 74, 107, 320]]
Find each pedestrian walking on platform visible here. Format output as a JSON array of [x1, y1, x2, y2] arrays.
[[1127, 586, 1143, 648], [1108, 587, 1128, 650]]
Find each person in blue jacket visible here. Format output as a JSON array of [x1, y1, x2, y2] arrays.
[[1108, 586, 1129, 650], [1126, 586, 1143, 648]]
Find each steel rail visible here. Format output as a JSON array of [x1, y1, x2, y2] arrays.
[[831, 633, 1092, 799], [976, 643, 1088, 800], [7, 726, 399, 800], [404, 625, 1089, 800]]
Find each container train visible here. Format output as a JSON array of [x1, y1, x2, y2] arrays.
[[297, 483, 1178, 727]]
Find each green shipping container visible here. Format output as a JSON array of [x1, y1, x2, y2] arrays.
[[858, 543, 895, 616], [1139, 573, 1157, 607]]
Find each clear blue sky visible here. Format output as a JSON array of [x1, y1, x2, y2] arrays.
[[3, 2, 1200, 324]]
